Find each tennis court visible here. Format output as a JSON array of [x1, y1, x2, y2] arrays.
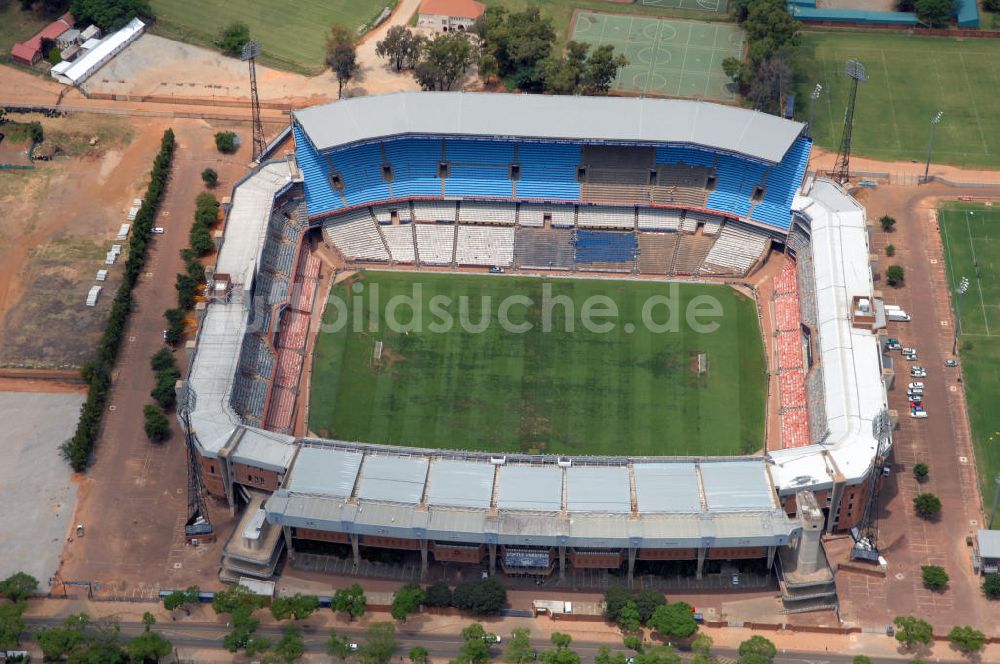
[[638, 0, 728, 11], [571, 12, 744, 101]]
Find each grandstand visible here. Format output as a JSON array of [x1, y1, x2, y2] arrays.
[[179, 94, 892, 591]]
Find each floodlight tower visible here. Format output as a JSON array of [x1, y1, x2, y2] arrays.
[[833, 60, 867, 184], [241, 40, 266, 162], [851, 408, 891, 562], [923, 111, 944, 184], [952, 275, 970, 355], [808, 84, 823, 138]]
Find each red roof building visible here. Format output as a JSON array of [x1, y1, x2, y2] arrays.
[[10, 12, 73, 65], [417, 0, 485, 32]]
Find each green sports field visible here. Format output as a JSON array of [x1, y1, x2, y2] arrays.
[[149, 0, 389, 74], [801, 32, 1000, 169], [308, 272, 767, 456], [939, 203, 1000, 515], [571, 13, 744, 101]]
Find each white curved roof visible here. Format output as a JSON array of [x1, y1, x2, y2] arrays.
[[293, 92, 806, 164]]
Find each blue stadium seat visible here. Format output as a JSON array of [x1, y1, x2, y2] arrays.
[[655, 145, 717, 168], [446, 139, 514, 164], [517, 143, 581, 200], [294, 126, 344, 216], [384, 138, 443, 197], [446, 165, 513, 197], [750, 137, 812, 231], [575, 230, 638, 264], [707, 155, 767, 217]]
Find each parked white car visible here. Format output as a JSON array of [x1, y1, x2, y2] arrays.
[[908, 382, 924, 390]]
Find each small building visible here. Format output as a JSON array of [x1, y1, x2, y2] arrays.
[[57, 28, 82, 49], [51, 18, 146, 86], [60, 44, 81, 62], [80, 24, 101, 41], [417, 0, 485, 32], [10, 12, 74, 66], [973, 529, 1000, 575]]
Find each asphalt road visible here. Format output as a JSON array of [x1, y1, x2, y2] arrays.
[[23, 618, 922, 663]]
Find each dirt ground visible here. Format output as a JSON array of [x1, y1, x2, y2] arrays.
[[830, 183, 1000, 633]]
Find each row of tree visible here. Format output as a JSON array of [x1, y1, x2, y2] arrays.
[[62, 128, 176, 471], [723, 0, 799, 116]]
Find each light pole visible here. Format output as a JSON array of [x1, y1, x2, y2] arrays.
[[808, 83, 823, 138], [923, 111, 943, 184], [952, 275, 969, 355]]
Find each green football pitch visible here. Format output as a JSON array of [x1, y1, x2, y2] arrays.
[[571, 13, 744, 102], [149, 0, 387, 74], [801, 32, 1000, 169], [939, 203, 1000, 514], [308, 271, 767, 456]]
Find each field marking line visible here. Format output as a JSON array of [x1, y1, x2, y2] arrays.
[[878, 49, 902, 150], [702, 24, 721, 99], [957, 52, 990, 156], [677, 21, 692, 97], [965, 210, 992, 336]]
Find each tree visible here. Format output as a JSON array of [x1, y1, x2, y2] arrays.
[[215, 131, 238, 154], [474, 6, 555, 91], [331, 584, 366, 621], [738, 636, 777, 662], [912, 463, 928, 481], [271, 593, 320, 622], [143, 404, 170, 442], [141, 612, 156, 632], [602, 586, 633, 622], [424, 581, 452, 607], [0, 603, 26, 650], [648, 602, 697, 640], [634, 645, 681, 664], [327, 630, 353, 661], [213, 583, 266, 617], [596, 646, 628, 664], [880, 215, 896, 232], [163, 585, 200, 615], [631, 589, 665, 625], [617, 600, 642, 634], [410, 646, 430, 663], [550, 633, 572, 649], [983, 573, 1000, 598], [581, 44, 628, 95], [201, 168, 218, 188], [915, 0, 954, 26], [451, 579, 506, 615], [503, 627, 534, 663], [327, 24, 358, 99], [886, 244, 896, 257], [414, 32, 474, 91], [376, 25, 423, 71], [913, 493, 941, 518], [69, 0, 150, 32], [893, 615, 933, 650], [127, 630, 172, 663], [985, 0, 1000, 10], [722, 56, 751, 90], [216, 21, 250, 56], [690, 656, 715, 664], [274, 624, 305, 663], [947, 625, 985, 654], [0, 572, 38, 602], [390, 583, 424, 623], [151, 366, 179, 409], [921, 565, 948, 590], [747, 56, 791, 115], [691, 633, 713, 656], [622, 635, 644, 652], [540, 633, 580, 664], [150, 348, 175, 372], [457, 623, 491, 664], [852, 657, 873, 664], [886, 264, 905, 287]]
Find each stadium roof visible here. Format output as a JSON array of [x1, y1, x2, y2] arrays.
[[293, 92, 806, 164]]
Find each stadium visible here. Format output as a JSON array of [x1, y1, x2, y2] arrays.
[[180, 92, 891, 606]]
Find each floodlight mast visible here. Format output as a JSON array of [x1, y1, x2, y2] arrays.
[[922, 111, 943, 184], [851, 408, 891, 562], [241, 40, 266, 162], [833, 60, 867, 184], [808, 84, 823, 138]]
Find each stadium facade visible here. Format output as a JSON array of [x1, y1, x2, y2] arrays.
[[179, 93, 891, 590]]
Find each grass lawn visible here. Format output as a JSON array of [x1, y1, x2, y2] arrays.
[[309, 271, 766, 456], [0, 6, 49, 56], [481, 0, 730, 47], [939, 203, 1000, 517], [799, 32, 1000, 170], [148, 0, 392, 74]]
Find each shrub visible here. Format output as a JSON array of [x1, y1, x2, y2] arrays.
[[983, 573, 1000, 599], [920, 565, 948, 590], [201, 168, 218, 187], [151, 367, 180, 409], [215, 131, 238, 154], [947, 625, 985, 653], [451, 579, 506, 615], [879, 215, 896, 232], [912, 463, 928, 481], [985, 0, 1000, 10], [886, 244, 895, 257], [886, 264, 905, 286], [893, 615, 933, 649], [913, 493, 941, 518], [423, 582, 452, 608], [216, 22, 250, 56], [150, 348, 176, 372], [143, 404, 170, 442]]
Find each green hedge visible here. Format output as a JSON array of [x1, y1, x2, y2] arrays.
[[61, 129, 177, 471]]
